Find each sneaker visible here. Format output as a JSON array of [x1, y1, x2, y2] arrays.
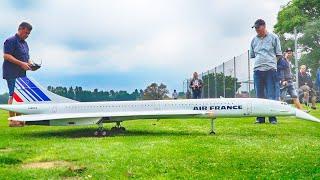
[[311, 106, 317, 110]]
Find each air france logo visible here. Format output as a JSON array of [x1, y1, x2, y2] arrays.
[[193, 105, 242, 111]]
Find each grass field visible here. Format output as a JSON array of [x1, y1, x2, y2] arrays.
[[0, 108, 319, 179]]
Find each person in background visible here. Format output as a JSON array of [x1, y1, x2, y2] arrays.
[[277, 48, 303, 110], [3, 22, 33, 127], [189, 72, 203, 99], [316, 60, 320, 91], [186, 90, 191, 99], [250, 19, 282, 124], [172, 89, 178, 100], [298, 65, 317, 110]]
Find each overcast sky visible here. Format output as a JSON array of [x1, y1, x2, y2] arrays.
[[0, 0, 289, 94]]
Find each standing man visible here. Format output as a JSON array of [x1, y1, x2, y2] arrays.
[[172, 89, 178, 100], [189, 72, 203, 99], [278, 48, 303, 110], [3, 22, 32, 126], [250, 19, 282, 124], [298, 65, 317, 110]]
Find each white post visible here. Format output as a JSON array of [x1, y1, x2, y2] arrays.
[[294, 27, 299, 89], [207, 71, 210, 98]]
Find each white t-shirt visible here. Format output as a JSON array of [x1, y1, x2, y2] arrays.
[[172, 92, 178, 99]]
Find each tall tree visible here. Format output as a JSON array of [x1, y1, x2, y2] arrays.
[[275, 0, 320, 34], [298, 19, 320, 76], [275, 0, 320, 77], [143, 83, 169, 100], [47, 86, 144, 102], [202, 72, 241, 98]]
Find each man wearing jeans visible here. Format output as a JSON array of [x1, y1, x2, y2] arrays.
[[3, 22, 32, 126], [250, 19, 282, 124]]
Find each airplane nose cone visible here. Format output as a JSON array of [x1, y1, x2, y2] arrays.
[[295, 109, 320, 123]]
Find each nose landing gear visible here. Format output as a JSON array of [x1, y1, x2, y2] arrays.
[[210, 118, 216, 135], [94, 122, 109, 137]]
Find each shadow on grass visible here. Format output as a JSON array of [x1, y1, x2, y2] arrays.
[[22, 127, 207, 139]]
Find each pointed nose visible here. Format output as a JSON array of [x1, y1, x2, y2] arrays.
[[295, 109, 320, 123]]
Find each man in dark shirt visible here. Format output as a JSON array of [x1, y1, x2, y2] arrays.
[[3, 22, 32, 126], [277, 48, 303, 110], [298, 65, 317, 109]]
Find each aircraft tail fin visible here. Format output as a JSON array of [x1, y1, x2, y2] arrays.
[[13, 77, 77, 104]]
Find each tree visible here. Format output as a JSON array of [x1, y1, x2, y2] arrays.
[[0, 93, 9, 104], [202, 72, 241, 98], [67, 87, 75, 99], [275, 0, 320, 77], [143, 83, 169, 100], [275, 0, 320, 34], [298, 19, 320, 77], [47, 86, 143, 102]]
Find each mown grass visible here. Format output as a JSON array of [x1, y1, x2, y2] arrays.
[[0, 108, 319, 179]]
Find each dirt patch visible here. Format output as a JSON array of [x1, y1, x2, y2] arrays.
[[22, 160, 87, 177], [22, 161, 72, 169]]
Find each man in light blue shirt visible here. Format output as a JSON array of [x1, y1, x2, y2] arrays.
[[250, 19, 282, 124]]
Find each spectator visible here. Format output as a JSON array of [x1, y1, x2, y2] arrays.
[[172, 89, 178, 100], [250, 19, 282, 124], [316, 60, 320, 91], [189, 72, 203, 99], [3, 22, 33, 127], [186, 90, 191, 99], [298, 65, 317, 109], [278, 48, 303, 110]]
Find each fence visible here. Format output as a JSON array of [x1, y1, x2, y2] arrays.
[[183, 50, 255, 98]]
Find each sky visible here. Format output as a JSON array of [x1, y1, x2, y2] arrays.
[[0, 0, 289, 94]]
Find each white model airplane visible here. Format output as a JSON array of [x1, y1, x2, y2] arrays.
[[0, 77, 319, 136]]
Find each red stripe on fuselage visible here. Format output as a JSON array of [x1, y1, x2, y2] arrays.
[[13, 92, 23, 102]]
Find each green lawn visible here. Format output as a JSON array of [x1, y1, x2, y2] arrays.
[[0, 108, 319, 179]]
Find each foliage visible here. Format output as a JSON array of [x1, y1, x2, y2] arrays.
[[143, 83, 169, 100], [0, 93, 9, 104], [201, 73, 241, 98], [47, 86, 144, 102], [298, 19, 320, 76], [275, 0, 320, 78], [274, 0, 320, 34]]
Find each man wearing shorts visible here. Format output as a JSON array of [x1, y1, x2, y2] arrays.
[[3, 22, 32, 126], [278, 48, 303, 110]]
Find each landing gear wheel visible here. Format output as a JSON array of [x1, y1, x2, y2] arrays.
[[101, 130, 108, 136], [209, 131, 216, 135], [94, 121, 109, 137], [94, 131, 99, 136]]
